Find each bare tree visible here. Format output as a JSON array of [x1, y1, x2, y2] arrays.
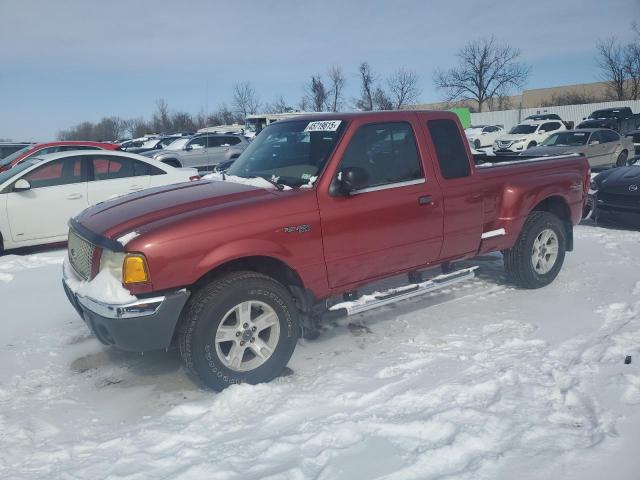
[[387, 68, 421, 109], [434, 37, 530, 112], [624, 24, 640, 100], [355, 62, 375, 111], [327, 65, 346, 112], [305, 75, 328, 112], [232, 81, 261, 118], [264, 95, 291, 114], [373, 87, 393, 110], [152, 98, 171, 133], [597, 37, 627, 100]]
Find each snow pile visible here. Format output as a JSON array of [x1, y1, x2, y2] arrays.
[[63, 257, 136, 304], [203, 172, 291, 190], [117, 231, 139, 246], [0, 224, 639, 479]]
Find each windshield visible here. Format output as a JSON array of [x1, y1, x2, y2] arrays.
[[159, 137, 179, 146], [227, 119, 345, 188], [141, 139, 160, 148], [509, 124, 537, 134], [164, 138, 189, 150], [0, 159, 40, 185], [541, 131, 590, 146], [590, 110, 617, 119], [0, 145, 33, 167]]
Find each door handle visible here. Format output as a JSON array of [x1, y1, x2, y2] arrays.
[[66, 193, 82, 200], [418, 195, 433, 206]]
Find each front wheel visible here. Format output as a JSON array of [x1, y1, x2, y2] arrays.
[[527, 141, 537, 149], [616, 150, 628, 167], [179, 271, 299, 390], [503, 211, 566, 289]]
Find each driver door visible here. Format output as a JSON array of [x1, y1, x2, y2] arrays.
[[7, 157, 88, 243], [181, 136, 208, 169], [318, 121, 443, 288]]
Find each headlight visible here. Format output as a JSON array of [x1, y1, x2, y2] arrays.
[[123, 254, 150, 284], [99, 250, 125, 279]]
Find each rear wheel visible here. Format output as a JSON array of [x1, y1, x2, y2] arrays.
[[616, 150, 628, 167], [503, 211, 566, 289], [179, 271, 299, 391]]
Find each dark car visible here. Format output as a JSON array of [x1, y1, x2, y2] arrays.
[[577, 107, 640, 134], [590, 166, 640, 227], [0, 142, 33, 160]]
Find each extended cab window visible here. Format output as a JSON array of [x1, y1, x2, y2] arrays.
[[338, 122, 423, 188], [428, 119, 470, 179]]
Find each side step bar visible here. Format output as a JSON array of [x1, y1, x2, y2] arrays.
[[324, 266, 478, 319]]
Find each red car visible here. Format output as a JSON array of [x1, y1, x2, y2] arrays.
[[0, 141, 120, 172], [63, 110, 590, 390]]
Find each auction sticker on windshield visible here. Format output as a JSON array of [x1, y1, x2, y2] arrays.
[[304, 120, 342, 132]]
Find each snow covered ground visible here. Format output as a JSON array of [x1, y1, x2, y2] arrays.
[[1, 223, 639, 479]]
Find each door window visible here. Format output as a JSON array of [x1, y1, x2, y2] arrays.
[[338, 122, 423, 189], [22, 158, 83, 188], [600, 130, 620, 143], [540, 122, 561, 132], [427, 119, 471, 179], [589, 131, 602, 144], [188, 137, 207, 150], [89, 155, 142, 180]]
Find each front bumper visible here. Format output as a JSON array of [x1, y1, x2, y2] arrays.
[[594, 193, 640, 227], [62, 270, 190, 352]]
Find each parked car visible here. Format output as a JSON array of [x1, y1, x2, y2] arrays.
[[577, 107, 640, 134], [494, 120, 566, 153], [590, 165, 640, 227], [119, 137, 157, 150], [524, 113, 573, 130], [624, 129, 640, 156], [0, 150, 198, 251], [0, 141, 121, 172], [62, 110, 589, 391], [0, 142, 33, 160], [142, 133, 249, 171], [122, 135, 186, 154], [523, 129, 633, 168], [464, 125, 504, 149]]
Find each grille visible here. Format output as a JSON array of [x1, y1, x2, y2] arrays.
[[598, 192, 640, 209], [498, 141, 512, 148], [68, 229, 95, 280]]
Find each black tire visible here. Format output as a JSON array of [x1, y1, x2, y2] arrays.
[[527, 141, 537, 149], [503, 211, 567, 289], [616, 150, 628, 167], [179, 271, 299, 391], [474, 139, 481, 149], [162, 159, 181, 168]]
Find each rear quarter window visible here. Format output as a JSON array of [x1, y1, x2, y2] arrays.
[[427, 119, 471, 179]]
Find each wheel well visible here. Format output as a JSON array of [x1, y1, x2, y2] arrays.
[[532, 196, 573, 251], [195, 256, 304, 291]]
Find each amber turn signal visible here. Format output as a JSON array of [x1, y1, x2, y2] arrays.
[[122, 254, 149, 284]]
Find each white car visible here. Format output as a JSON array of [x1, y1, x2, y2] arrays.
[[0, 150, 198, 252], [465, 125, 504, 149], [493, 120, 566, 154]]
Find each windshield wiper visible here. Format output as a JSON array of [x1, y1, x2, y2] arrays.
[[253, 175, 285, 191]]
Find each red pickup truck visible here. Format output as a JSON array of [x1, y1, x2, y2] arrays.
[[62, 111, 590, 390]]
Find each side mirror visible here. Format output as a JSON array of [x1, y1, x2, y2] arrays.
[[589, 140, 600, 145], [14, 179, 31, 191], [184, 144, 193, 151], [329, 166, 369, 197], [155, 144, 163, 149]]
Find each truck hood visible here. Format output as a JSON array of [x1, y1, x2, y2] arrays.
[[76, 179, 274, 241]]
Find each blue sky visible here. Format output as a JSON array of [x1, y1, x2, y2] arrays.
[[1, 0, 637, 140]]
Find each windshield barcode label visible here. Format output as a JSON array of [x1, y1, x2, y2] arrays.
[[304, 120, 342, 132]]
